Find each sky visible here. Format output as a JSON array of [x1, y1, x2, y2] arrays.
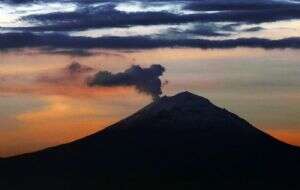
[[0, 0, 300, 157]]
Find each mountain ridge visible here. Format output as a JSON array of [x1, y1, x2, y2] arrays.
[[1, 91, 299, 190], [2, 91, 299, 160]]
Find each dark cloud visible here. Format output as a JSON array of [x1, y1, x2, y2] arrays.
[[2, 0, 39, 4], [184, 0, 300, 11], [18, 7, 187, 31], [244, 27, 264, 32], [1, 0, 300, 51], [157, 23, 236, 40], [88, 64, 166, 100], [1, 0, 112, 4], [1, 32, 300, 51], [1, 0, 299, 33], [185, 23, 237, 37], [7, 8, 299, 32]]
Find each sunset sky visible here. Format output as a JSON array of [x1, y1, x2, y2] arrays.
[[1, 0, 300, 157]]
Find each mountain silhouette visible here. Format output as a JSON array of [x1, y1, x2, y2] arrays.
[[1, 92, 299, 190]]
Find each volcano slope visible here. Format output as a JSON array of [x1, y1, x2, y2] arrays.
[[1, 92, 299, 190]]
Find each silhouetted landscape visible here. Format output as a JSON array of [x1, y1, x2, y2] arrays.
[[1, 0, 300, 189], [1, 92, 299, 190]]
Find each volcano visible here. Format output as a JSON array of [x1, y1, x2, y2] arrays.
[[1, 92, 299, 190]]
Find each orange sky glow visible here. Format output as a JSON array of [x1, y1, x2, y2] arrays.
[[0, 47, 300, 157]]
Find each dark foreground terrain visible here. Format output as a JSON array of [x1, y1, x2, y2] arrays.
[[0, 92, 299, 190]]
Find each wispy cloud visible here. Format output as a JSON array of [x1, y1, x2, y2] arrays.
[[37, 61, 94, 85]]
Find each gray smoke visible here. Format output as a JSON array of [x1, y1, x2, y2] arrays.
[[88, 64, 166, 100]]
